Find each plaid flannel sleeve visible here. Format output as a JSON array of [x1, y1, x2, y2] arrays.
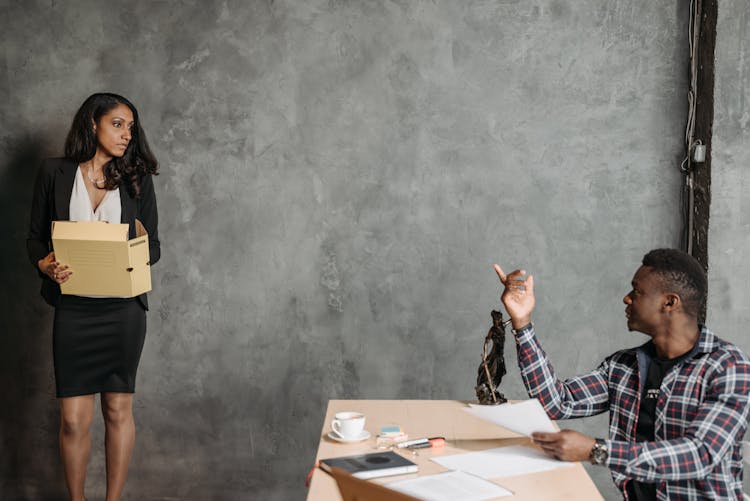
[[605, 358, 750, 481], [514, 324, 610, 419]]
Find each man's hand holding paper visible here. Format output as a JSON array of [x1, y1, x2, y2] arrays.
[[531, 430, 596, 462]]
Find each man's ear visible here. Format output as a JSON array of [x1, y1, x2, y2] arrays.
[[664, 294, 680, 310]]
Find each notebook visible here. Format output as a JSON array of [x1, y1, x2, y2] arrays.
[[322, 466, 422, 501], [319, 450, 418, 480]]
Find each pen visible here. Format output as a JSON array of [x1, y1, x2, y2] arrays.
[[407, 438, 446, 449], [397, 437, 445, 449], [396, 438, 428, 448]]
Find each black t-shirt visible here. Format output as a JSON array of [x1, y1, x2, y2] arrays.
[[626, 344, 695, 500]]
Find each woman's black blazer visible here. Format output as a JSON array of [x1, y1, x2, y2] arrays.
[[27, 157, 161, 310]]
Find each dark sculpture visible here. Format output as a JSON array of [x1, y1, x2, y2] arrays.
[[475, 310, 510, 405]]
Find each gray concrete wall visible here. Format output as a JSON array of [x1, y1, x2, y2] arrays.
[[708, 1, 750, 354], [0, 1, 692, 499], [709, 4, 750, 491]]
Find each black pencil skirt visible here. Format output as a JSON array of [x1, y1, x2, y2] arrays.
[[53, 295, 147, 398]]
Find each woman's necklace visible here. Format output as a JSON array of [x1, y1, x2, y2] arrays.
[[86, 161, 105, 189]]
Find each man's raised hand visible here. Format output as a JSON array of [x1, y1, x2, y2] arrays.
[[493, 264, 535, 329]]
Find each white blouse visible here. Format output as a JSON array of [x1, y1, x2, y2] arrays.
[[69, 166, 121, 223]]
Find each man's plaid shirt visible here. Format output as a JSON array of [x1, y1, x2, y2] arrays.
[[513, 324, 750, 500]]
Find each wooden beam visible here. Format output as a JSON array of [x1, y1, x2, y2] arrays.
[[687, 0, 717, 322]]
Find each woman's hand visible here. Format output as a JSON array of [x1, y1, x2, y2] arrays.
[[38, 252, 73, 284], [493, 264, 535, 329]]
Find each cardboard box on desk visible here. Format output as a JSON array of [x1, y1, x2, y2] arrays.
[[52, 220, 152, 297]]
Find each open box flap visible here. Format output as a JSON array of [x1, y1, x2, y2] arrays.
[[52, 221, 129, 241]]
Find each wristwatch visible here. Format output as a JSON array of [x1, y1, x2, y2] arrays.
[[589, 438, 608, 465]]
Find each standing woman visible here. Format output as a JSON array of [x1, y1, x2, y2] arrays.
[[27, 93, 160, 501]]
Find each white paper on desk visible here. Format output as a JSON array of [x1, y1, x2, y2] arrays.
[[386, 470, 512, 501], [464, 399, 557, 436], [431, 445, 573, 480]]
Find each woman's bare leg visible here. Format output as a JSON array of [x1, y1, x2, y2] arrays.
[[101, 392, 135, 501], [59, 395, 95, 501]]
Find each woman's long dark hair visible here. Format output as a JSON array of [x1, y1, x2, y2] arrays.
[[64, 92, 158, 198]]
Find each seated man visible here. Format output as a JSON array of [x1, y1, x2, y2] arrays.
[[494, 249, 750, 500]]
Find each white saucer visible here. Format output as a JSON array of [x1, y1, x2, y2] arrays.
[[328, 430, 371, 443]]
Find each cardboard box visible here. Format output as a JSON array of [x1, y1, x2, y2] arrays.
[[51, 220, 152, 297]]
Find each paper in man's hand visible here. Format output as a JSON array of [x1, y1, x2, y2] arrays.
[[464, 399, 556, 437]]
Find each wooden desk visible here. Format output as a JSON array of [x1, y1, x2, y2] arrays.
[[307, 400, 603, 500]]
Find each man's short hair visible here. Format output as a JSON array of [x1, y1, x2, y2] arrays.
[[642, 249, 707, 317]]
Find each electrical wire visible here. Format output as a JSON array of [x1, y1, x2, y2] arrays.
[[683, 0, 701, 255]]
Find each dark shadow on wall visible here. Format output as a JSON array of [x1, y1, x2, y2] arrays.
[[0, 137, 67, 500]]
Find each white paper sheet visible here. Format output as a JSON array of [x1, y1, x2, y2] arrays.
[[464, 399, 557, 436], [431, 445, 573, 479], [386, 470, 513, 501]]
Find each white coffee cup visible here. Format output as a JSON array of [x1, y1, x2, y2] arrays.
[[331, 411, 366, 439]]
